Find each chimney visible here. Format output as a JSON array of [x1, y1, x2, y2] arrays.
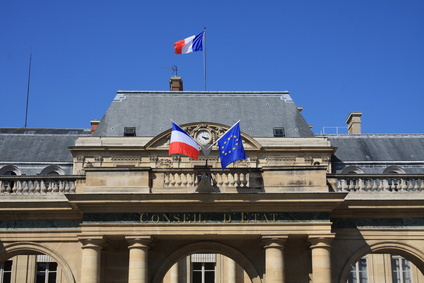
[[346, 112, 362, 134], [90, 120, 100, 134], [170, 76, 183, 91]]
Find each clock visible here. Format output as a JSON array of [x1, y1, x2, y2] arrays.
[[195, 130, 212, 145]]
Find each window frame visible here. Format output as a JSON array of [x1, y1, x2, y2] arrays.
[[348, 256, 368, 283], [0, 260, 12, 283]]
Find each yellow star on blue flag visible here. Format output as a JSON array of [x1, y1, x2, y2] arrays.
[[217, 121, 247, 170]]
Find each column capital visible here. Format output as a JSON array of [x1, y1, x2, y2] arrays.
[[308, 235, 335, 249], [261, 235, 288, 249], [78, 236, 105, 249], [126, 236, 153, 250]]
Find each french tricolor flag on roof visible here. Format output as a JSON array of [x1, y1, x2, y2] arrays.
[[174, 31, 204, 54], [169, 122, 200, 160]]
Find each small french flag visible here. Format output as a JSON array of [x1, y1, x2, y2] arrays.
[[174, 31, 204, 54], [169, 122, 200, 160]]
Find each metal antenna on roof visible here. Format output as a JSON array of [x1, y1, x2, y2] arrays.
[[24, 49, 32, 128], [162, 65, 178, 76]]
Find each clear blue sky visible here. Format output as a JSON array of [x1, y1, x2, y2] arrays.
[[1, 0, 423, 134]]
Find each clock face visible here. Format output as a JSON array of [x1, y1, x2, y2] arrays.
[[196, 130, 212, 145]]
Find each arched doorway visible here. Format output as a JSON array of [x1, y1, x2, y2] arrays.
[[340, 242, 424, 283], [152, 241, 262, 283], [162, 253, 251, 283], [0, 242, 76, 283]]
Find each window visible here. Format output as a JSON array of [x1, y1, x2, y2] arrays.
[[36, 255, 57, 283], [348, 256, 368, 283], [191, 254, 216, 283], [383, 166, 405, 174], [192, 263, 215, 283], [124, 127, 136, 136], [341, 166, 364, 174], [40, 165, 64, 176], [392, 255, 412, 283], [0, 165, 20, 176], [0, 260, 12, 283], [273, 127, 285, 137]]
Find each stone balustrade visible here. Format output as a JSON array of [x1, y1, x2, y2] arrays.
[[163, 169, 252, 188], [328, 174, 424, 192], [0, 176, 84, 194], [3, 173, 423, 194]]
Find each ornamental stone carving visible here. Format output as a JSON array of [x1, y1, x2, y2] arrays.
[[157, 158, 173, 168], [265, 157, 296, 165]]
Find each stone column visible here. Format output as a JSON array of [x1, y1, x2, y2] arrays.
[[225, 256, 237, 283], [262, 236, 287, 283], [309, 237, 334, 283], [80, 238, 104, 283], [126, 236, 152, 283], [169, 262, 179, 283]]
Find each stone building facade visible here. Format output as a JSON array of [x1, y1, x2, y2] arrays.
[[1, 77, 423, 282]]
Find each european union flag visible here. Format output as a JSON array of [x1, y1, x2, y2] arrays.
[[218, 121, 247, 170]]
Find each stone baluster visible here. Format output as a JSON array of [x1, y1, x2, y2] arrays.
[[40, 180, 47, 193]]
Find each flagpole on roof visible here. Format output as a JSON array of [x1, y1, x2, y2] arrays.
[[24, 49, 32, 128], [203, 27, 207, 91]]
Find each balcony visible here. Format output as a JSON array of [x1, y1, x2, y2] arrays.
[[163, 169, 255, 188], [152, 168, 264, 192], [2, 173, 423, 195]]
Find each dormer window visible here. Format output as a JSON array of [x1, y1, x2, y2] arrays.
[[41, 165, 64, 175], [273, 127, 285, 137], [383, 166, 405, 174], [124, 127, 136, 136]]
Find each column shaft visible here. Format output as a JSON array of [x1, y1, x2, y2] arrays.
[[225, 256, 237, 283], [309, 238, 333, 283], [169, 262, 179, 283], [262, 237, 287, 283], [127, 237, 152, 283], [80, 239, 104, 283]]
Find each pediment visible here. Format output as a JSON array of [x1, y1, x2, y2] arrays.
[[145, 122, 262, 150]]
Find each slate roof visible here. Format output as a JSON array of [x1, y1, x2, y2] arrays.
[[93, 91, 314, 138], [0, 128, 90, 135], [329, 135, 424, 162], [0, 128, 91, 162]]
